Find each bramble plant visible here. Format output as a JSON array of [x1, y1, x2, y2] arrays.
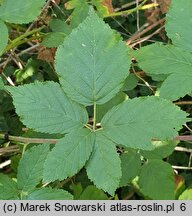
[[133, 0, 192, 101], [0, 0, 192, 200]]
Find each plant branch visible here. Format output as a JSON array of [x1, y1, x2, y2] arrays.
[[0, 133, 58, 144], [175, 146, 192, 153], [26, 0, 52, 31], [115, 0, 143, 12], [174, 101, 192, 105], [175, 135, 192, 141], [1, 133, 192, 145], [132, 65, 155, 93], [0, 160, 11, 169], [130, 25, 164, 48], [126, 18, 165, 45], [0, 146, 19, 155], [172, 166, 192, 170], [4, 26, 45, 53], [104, 0, 158, 18]]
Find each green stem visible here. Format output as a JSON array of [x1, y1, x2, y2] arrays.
[[93, 102, 97, 131], [4, 26, 45, 53], [0, 133, 58, 144], [103, 0, 152, 18], [5, 35, 43, 52]]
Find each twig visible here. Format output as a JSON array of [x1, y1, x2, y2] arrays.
[[0, 160, 11, 169], [172, 166, 192, 170], [130, 25, 164, 47], [138, 83, 157, 88], [104, 0, 157, 18], [27, 0, 52, 31], [1, 133, 192, 145], [184, 124, 192, 133], [175, 136, 192, 141], [4, 26, 45, 52], [0, 72, 15, 86], [0, 146, 19, 155], [188, 152, 192, 167], [18, 44, 40, 56], [126, 17, 165, 45], [0, 133, 58, 144], [174, 101, 192, 105], [136, 0, 140, 32], [0, 44, 39, 69], [115, 0, 143, 12], [132, 65, 155, 93], [10, 50, 24, 69], [175, 146, 192, 153]]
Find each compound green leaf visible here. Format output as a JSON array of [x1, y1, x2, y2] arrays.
[[120, 150, 141, 187], [78, 185, 108, 200], [160, 71, 192, 100], [6, 81, 88, 134], [165, 0, 192, 52], [17, 144, 50, 193], [0, 0, 46, 24], [0, 20, 8, 55], [179, 187, 192, 200], [26, 188, 73, 200], [133, 43, 192, 100], [43, 128, 95, 182], [55, 9, 130, 105], [86, 132, 121, 196], [141, 140, 178, 160], [101, 96, 188, 150], [0, 174, 19, 199], [133, 43, 192, 75], [138, 160, 175, 199]]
